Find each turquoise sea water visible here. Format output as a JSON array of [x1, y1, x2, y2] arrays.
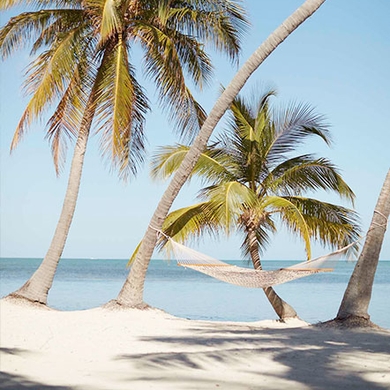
[[1, 258, 389, 329]]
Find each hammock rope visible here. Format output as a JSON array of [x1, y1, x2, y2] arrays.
[[149, 213, 388, 289], [162, 235, 359, 289]]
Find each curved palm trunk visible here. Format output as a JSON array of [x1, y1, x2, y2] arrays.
[[115, 0, 327, 307], [247, 229, 298, 320], [335, 169, 390, 324], [8, 97, 96, 305]]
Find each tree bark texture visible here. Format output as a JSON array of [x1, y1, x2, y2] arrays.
[[336, 169, 390, 321], [9, 98, 96, 304], [247, 229, 298, 320]]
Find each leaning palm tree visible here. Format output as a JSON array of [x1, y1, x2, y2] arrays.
[[114, 0, 328, 308], [1, 0, 248, 304], [149, 89, 361, 320], [330, 169, 390, 327]]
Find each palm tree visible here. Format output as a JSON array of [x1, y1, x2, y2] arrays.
[[331, 169, 390, 327], [1, 0, 248, 304], [114, 0, 328, 308], [149, 89, 361, 320]]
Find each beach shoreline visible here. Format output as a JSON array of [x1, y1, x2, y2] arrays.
[[1, 298, 389, 389]]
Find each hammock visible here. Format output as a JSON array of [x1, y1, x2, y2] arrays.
[[165, 237, 358, 289]]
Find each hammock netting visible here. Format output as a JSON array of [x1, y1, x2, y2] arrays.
[[166, 238, 357, 289]]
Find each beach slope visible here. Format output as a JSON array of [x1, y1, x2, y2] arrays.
[[1, 298, 389, 389]]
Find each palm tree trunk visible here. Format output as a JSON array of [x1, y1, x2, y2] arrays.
[[8, 96, 96, 305], [115, 0, 327, 307], [247, 229, 298, 320], [335, 169, 390, 324]]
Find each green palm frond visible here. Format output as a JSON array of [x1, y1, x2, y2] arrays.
[[255, 88, 276, 127], [266, 155, 356, 203], [0, 9, 84, 59], [267, 102, 331, 165], [31, 10, 89, 55], [228, 89, 276, 143], [162, 203, 220, 244], [150, 145, 190, 180], [167, 31, 214, 89], [10, 27, 86, 150], [285, 196, 361, 256], [228, 94, 256, 140], [136, 22, 208, 138], [261, 195, 312, 259], [45, 69, 86, 174], [221, 89, 278, 188], [46, 79, 83, 176], [166, 86, 207, 142], [200, 181, 258, 233], [99, 0, 122, 45], [193, 147, 240, 184], [94, 37, 149, 179], [164, 0, 249, 63], [151, 144, 235, 183], [0, 0, 81, 10]]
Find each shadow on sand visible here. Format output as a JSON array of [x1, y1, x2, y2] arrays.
[[116, 324, 390, 389], [0, 348, 72, 390], [0, 371, 71, 390]]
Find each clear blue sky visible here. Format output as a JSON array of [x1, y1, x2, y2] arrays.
[[1, 0, 389, 260]]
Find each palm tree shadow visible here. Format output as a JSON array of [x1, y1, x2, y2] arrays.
[[0, 348, 73, 389], [116, 325, 390, 389], [0, 371, 72, 389], [270, 327, 390, 389]]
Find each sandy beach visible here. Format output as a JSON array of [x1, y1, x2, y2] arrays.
[[1, 297, 389, 390]]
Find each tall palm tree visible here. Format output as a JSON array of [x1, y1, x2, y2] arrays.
[[149, 89, 361, 320], [333, 169, 390, 327], [1, 0, 248, 304], [114, 0, 328, 308]]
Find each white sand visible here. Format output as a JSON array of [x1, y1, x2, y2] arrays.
[[1, 298, 389, 390]]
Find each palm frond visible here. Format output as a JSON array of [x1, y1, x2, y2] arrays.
[[284, 196, 361, 257], [150, 145, 190, 180], [167, 86, 207, 143], [151, 144, 236, 184], [165, 0, 249, 64], [45, 66, 87, 175], [10, 27, 87, 150], [161, 203, 221, 245], [31, 9, 89, 55], [0, 9, 84, 59], [200, 181, 258, 233], [227, 88, 276, 142], [267, 155, 356, 203], [166, 30, 214, 89], [94, 37, 149, 179], [228, 94, 256, 141], [222, 89, 280, 188], [262, 195, 312, 259], [136, 22, 207, 138], [99, 0, 122, 45], [267, 101, 331, 166], [0, 0, 81, 11]]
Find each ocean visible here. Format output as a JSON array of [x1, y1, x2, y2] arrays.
[[1, 258, 389, 329]]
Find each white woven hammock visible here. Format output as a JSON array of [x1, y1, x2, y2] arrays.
[[166, 238, 357, 289]]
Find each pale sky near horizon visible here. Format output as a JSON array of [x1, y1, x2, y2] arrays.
[[1, 0, 389, 261]]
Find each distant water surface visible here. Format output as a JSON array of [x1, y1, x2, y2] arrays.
[[1, 258, 389, 328]]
